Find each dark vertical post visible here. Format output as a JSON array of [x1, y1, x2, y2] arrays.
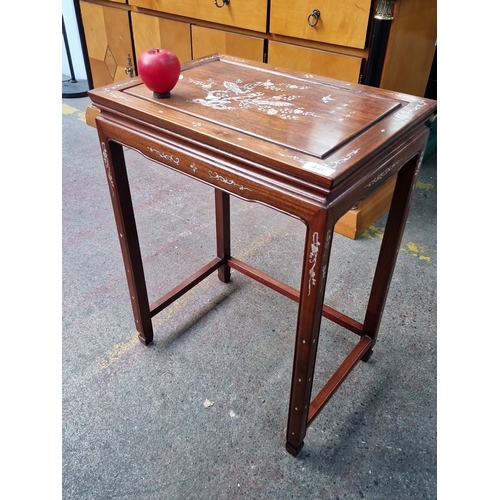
[[364, 0, 396, 87], [71, 0, 94, 90], [62, 16, 77, 83], [362, 131, 430, 355], [215, 189, 231, 283], [62, 10, 89, 97]]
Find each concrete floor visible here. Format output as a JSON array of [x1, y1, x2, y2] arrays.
[[62, 94, 437, 499]]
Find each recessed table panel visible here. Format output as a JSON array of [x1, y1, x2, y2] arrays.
[[125, 59, 400, 159]]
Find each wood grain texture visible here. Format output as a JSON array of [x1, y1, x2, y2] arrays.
[[131, 12, 192, 63], [268, 41, 362, 84], [84, 104, 100, 128], [129, 0, 268, 32], [80, 1, 134, 87], [334, 175, 397, 239], [270, 0, 372, 49], [121, 59, 400, 165], [380, 0, 437, 96], [192, 26, 264, 62]]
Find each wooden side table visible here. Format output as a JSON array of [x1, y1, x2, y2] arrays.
[[88, 54, 436, 456]]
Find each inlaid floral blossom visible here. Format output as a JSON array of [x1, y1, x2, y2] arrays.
[[188, 78, 321, 120]]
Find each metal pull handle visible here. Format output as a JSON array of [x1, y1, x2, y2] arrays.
[[214, 0, 229, 7], [124, 54, 134, 77], [308, 9, 320, 27]]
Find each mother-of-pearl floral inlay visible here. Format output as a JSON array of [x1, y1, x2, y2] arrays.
[[308, 232, 321, 296], [208, 170, 251, 191], [147, 146, 180, 166], [307, 229, 332, 295], [365, 159, 400, 188], [188, 78, 321, 120], [101, 142, 114, 191], [329, 148, 361, 168], [103, 81, 134, 102], [393, 99, 428, 120], [278, 148, 361, 176]]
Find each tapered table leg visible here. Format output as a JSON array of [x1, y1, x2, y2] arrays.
[[215, 189, 231, 283], [286, 208, 335, 456], [362, 151, 425, 356], [98, 137, 154, 345]]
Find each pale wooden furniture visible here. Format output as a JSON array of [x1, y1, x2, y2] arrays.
[[78, 0, 134, 89], [77, 0, 436, 238], [88, 54, 436, 456]]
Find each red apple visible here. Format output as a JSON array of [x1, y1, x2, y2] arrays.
[[137, 49, 181, 98]]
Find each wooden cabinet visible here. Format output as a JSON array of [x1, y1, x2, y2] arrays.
[[131, 12, 192, 64], [378, 0, 437, 96], [269, 0, 372, 49], [129, 0, 268, 32], [267, 0, 372, 85], [77, 0, 437, 98], [79, 1, 134, 88], [192, 26, 265, 62], [267, 41, 362, 84], [77, 0, 436, 238]]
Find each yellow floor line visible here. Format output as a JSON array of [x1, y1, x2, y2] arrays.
[[62, 103, 87, 123], [94, 228, 278, 369]]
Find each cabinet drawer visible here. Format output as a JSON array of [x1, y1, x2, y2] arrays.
[[80, 1, 134, 88], [192, 26, 264, 62], [270, 0, 372, 49], [131, 12, 192, 63], [268, 41, 362, 83], [129, 0, 268, 33]]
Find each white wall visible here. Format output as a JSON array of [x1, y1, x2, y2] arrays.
[[62, 0, 87, 80]]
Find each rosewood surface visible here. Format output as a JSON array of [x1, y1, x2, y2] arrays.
[[88, 54, 436, 456]]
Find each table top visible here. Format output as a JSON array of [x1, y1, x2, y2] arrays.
[[89, 54, 436, 194]]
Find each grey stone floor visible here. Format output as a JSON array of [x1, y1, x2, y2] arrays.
[[62, 95, 437, 499]]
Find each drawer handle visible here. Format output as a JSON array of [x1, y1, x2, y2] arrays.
[[308, 9, 320, 27], [124, 54, 134, 78], [214, 0, 229, 7]]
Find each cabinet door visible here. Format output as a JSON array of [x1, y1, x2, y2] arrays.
[[131, 12, 192, 64], [80, 1, 134, 88], [270, 0, 372, 49], [268, 41, 362, 83], [380, 0, 437, 96], [129, 0, 268, 32], [191, 26, 264, 62]]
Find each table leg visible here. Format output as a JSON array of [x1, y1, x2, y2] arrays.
[[362, 153, 423, 359], [215, 189, 231, 283], [99, 138, 154, 345], [286, 208, 335, 456]]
